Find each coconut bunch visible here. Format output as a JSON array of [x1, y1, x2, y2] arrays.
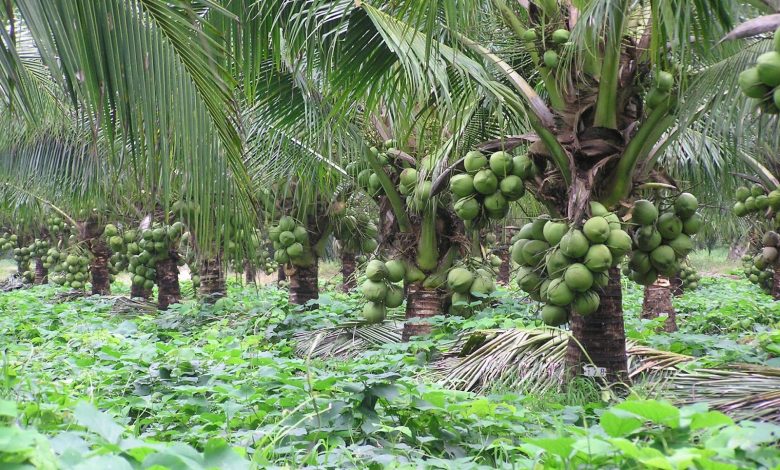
[[29, 238, 50, 259], [738, 26, 780, 114], [732, 184, 780, 218], [49, 251, 90, 289], [513, 203, 632, 326], [103, 224, 136, 281], [678, 263, 700, 291], [12, 244, 33, 282], [269, 216, 316, 267], [359, 259, 406, 323], [128, 222, 185, 291], [351, 140, 399, 198], [742, 253, 774, 293], [44, 215, 71, 237], [331, 210, 379, 258], [625, 194, 701, 285], [446, 263, 497, 316], [0, 232, 16, 251], [521, 26, 571, 71], [645, 71, 675, 111], [449, 150, 536, 224]]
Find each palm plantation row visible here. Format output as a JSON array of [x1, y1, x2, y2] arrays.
[[2, 0, 780, 387]]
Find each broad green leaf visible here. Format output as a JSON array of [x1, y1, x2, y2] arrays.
[[690, 411, 734, 431], [73, 402, 125, 444], [525, 437, 576, 458], [0, 400, 18, 417], [613, 400, 680, 428], [600, 410, 643, 437]]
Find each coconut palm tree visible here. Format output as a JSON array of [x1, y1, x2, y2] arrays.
[[257, 0, 772, 380]]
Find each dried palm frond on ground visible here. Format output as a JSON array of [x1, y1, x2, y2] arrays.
[[110, 296, 158, 315], [294, 315, 404, 359], [53, 289, 87, 302], [434, 327, 780, 423], [0, 274, 26, 292]]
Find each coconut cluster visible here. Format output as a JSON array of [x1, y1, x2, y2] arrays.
[[128, 223, 184, 291], [332, 210, 379, 259], [446, 265, 496, 316], [743, 230, 780, 293], [678, 262, 700, 291], [521, 27, 571, 70], [269, 216, 316, 267], [352, 140, 399, 198], [645, 71, 675, 110], [513, 203, 632, 326], [738, 27, 780, 114], [625, 194, 700, 285], [49, 251, 90, 289], [359, 259, 406, 323], [450, 150, 536, 223], [11, 241, 34, 282], [732, 184, 780, 217], [0, 232, 16, 251], [44, 215, 71, 236], [103, 224, 134, 281]]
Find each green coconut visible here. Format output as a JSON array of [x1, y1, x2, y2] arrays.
[[590, 201, 609, 217], [757, 195, 770, 210], [473, 169, 498, 195], [564, 263, 594, 292], [512, 155, 535, 179], [454, 198, 480, 221], [668, 234, 693, 257], [547, 278, 574, 306], [400, 168, 418, 188], [649, 245, 676, 273], [522, 28, 537, 42], [489, 151, 514, 177], [541, 304, 568, 326], [632, 200, 658, 225], [583, 216, 610, 243], [447, 267, 475, 294], [464, 151, 488, 174], [682, 213, 702, 235], [735, 186, 750, 202], [552, 29, 570, 44], [361, 238, 378, 253], [449, 174, 475, 198], [605, 229, 632, 258], [362, 302, 386, 323], [674, 192, 698, 219], [518, 223, 536, 240], [646, 89, 670, 108], [657, 212, 683, 240], [543, 221, 568, 246], [384, 260, 406, 283], [584, 244, 612, 273], [633, 268, 659, 286], [744, 197, 757, 212], [530, 216, 550, 241], [286, 242, 304, 258], [545, 249, 571, 279], [279, 231, 296, 248], [768, 190, 780, 210], [385, 285, 405, 308], [470, 269, 496, 297], [634, 225, 662, 252], [522, 240, 550, 268], [278, 216, 296, 232], [655, 71, 674, 92], [543, 50, 559, 68], [366, 259, 389, 281], [757, 51, 780, 87], [539, 279, 552, 302], [592, 271, 610, 288], [361, 279, 388, 302], [451, 291, 471, 306], [499, 175, 525, 201], [560, 229, 589, 258], [511, 239, 530, 265], [752, 184, 766, 197], [573, 290, 600, 315], [739, 67, 770, 99], [605, 213, 622, 231], [483, 192, 508, 217], [517, 267, 543, 293]]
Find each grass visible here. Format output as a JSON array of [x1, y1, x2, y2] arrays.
[[0, 258, 15, 282], [688, 247, 738, 275]]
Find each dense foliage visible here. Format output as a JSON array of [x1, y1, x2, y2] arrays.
[[1, 274, 779, 468]]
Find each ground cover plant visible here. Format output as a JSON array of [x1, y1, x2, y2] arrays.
[[0, 270, 779, 469]]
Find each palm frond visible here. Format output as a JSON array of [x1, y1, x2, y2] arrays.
[[293, 315, 404, 359]]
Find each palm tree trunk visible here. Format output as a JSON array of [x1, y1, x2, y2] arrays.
[[288, 259, 319, 306], [244, 261, 256, 285], [130, 283, 151, 300], [89, 238, 111, 295], [156, 253, 181, 310], [34, 258, 47, 285], [641, 277, 678, 332], [772, 263, 780, 301], [341, 250, 357, 292], [277, 265, 286, 284], [565, 267, 628, 382], [402, 283, 443, 341], [496, 246, 510, 285], [199, 257, 225, 303]]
